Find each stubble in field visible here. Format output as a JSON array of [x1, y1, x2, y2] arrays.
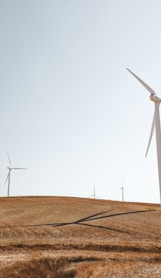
[[0, 196, 161, 277]]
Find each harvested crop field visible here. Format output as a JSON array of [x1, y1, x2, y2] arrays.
[[0, 196, 161, 277]]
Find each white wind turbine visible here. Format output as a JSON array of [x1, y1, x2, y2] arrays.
[[5, 154, 26, 197], [127, 68, 161, 205]]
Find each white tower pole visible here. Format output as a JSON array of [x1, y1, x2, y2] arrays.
[[7, 170, 10, 197], [94, 185, 96, 199], [154, 102, 161, 204], [121, 186, 124, 202]]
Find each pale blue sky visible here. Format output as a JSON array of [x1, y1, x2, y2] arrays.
[[1, 0, 161, 203]]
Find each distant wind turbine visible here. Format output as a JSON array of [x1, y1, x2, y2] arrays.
[[127, 68, 161, 205], [89, 185, 100, 199], [4, 153, 26, 197]]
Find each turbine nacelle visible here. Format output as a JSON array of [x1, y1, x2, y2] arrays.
[[150, 94, 161, 103]]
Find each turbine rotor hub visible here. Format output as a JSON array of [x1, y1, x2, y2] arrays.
[[150, 94, 161, 103]]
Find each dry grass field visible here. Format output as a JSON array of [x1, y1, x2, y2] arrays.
[[0, 196, 161, 277]]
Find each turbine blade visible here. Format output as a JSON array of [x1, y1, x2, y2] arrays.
[[127, 68, 156, 95], [12, 168, 26, 170], [145, 112, 155, 157], [4, 172, 9, 185], [7, 153, 11, 167]]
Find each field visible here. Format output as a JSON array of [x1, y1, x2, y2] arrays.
[[0, 196, 161, 277]]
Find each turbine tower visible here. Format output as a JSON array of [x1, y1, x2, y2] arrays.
[[5, 154, 26, 197], [120, 186, 125, 202], [127, 68, 161, 205], [90, 185, 96, 199], [89, 185, 100, 199]]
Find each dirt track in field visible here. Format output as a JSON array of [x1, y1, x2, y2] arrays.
[[0, 196, 161, 277]]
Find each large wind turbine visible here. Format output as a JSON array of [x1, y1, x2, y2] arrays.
[[127, 68, 161, 205], [5, 154, 26, 197]]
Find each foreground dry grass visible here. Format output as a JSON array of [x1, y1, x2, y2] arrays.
[[0, 196, 161, 277]]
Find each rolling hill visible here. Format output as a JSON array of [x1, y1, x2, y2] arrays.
[[0, 196, 161, 277]]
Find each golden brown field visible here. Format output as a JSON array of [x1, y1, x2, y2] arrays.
[[0, 196, 161, 277]]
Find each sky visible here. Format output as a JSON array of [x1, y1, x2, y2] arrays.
[[1, 0, 161, 203]]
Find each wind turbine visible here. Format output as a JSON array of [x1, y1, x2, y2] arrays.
[[89, 185, 100, 199], [5, 154, 26, 197], [127, 68, 161, 205]]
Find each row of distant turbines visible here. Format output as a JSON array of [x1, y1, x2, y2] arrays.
[[90, 184, 126, 202], [4, 153, 26, 197]]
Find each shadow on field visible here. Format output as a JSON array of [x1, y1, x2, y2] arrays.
[[21, 208, 155, 234]]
